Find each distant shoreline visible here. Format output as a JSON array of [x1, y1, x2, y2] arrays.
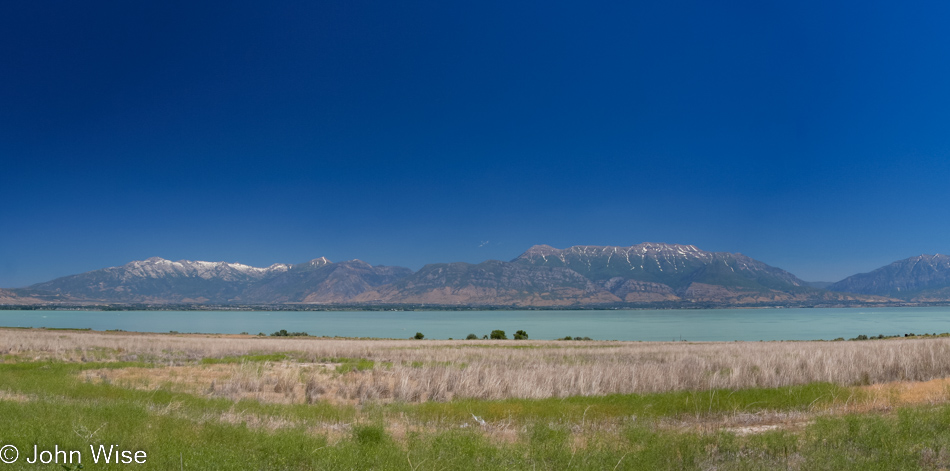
[[0, 301, 946, 312]]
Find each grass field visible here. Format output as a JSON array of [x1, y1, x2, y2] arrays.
[[2, 328, 950, 469]]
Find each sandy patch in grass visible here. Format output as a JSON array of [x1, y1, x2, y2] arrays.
[[0, 389, 31, 402], [80, 364, 236, 394], [671, 410, 815, 436]]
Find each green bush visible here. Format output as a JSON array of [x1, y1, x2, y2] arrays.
[[514, 330, 528, 340], [490, 330, 507, 340], [270, 329, 309, 337], [414, 332, 425, 340], [465, 333, 478, 340], [352, 424, 387, 446]]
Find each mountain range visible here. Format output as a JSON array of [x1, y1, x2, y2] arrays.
[[3, 243, 949, 307], [828, 254, 950, 300]]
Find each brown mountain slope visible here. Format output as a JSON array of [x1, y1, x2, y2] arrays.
[[353, 260, 619, 306]]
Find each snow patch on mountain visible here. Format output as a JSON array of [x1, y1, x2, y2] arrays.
[[116, 257, 296, 281]]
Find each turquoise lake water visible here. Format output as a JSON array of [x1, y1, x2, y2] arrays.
[[3, 307, 950, 341]]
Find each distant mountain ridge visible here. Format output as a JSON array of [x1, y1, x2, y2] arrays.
[[828, 254, 950, 300], [512, 243, 811, 303], [4, 243, 937, 307], [24, 257, 411, 304], [0, 287, 44, 305], [243, 259, 413, 304], [352, 260, 618, 306]]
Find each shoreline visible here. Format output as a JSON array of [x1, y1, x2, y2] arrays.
[[5, 306, 950, 342], [2, 300, 946, 312], [2, 325, 949, 344]]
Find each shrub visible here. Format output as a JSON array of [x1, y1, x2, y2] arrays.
[[466, 333, 478, 340], [490, 330, 507, 340], [270, 329, 309, 337], [352, 424, 387, 446], [414, 332, 425, 340], [513, 330, 528, 340], [305, 378, 326, 404]]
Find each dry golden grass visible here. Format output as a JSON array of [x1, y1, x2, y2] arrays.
[[11, 327, 950, 444], [6, 327, 950, 406], [854, 377, 950, 411], [81, 364, 234, 395]]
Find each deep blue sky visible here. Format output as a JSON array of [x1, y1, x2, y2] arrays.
[[3, 1, 950, 287]]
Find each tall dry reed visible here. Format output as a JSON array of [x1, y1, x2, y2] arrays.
[[4, 329, 950, 402]]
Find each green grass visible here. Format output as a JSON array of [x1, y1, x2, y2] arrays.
[[0, 359, 942, 470], [200, 352, 289, 364], [399, 381, 848, 423], [322, 357, 377, 373], [404, 360, 465, 369]]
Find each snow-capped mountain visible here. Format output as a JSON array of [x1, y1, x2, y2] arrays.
[[513, 243, 808, 300], [108, 257, 291, 282], [354, 243, 835, 306], [26, 257, 410, 304], [6, 244, 904, 307]]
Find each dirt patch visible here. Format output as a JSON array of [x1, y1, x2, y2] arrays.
[[701, 377, 950, 435], [666, 410, 814, 436], [80, 364, 236, 394], [0, 389, 31, 402], [728, 424, 782, 435]]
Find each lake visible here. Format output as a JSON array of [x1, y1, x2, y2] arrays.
[[3, 307, 950, 341]]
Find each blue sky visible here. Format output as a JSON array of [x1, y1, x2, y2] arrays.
[[3, 1, 950, 287]]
